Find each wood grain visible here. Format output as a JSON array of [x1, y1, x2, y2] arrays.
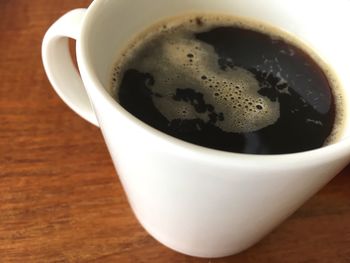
[[0, 1, 350, 262]]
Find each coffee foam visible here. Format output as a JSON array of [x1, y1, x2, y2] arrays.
[[113, 16, 282, 133], [112, 14, 345, 141]]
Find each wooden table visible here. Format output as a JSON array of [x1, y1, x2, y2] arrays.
[[1, 1, 350, 262]]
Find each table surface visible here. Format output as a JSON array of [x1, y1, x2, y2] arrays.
[[1, 1, 350, 262]]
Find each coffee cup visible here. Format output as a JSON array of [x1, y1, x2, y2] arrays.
[[42, 0, 350, 258]]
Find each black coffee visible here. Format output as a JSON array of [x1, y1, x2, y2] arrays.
[[111, 14, 344, 154]]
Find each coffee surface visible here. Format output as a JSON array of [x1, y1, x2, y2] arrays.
[[111, 14, 344, 154]]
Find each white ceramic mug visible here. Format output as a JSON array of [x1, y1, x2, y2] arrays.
[[42, 0, 350, 258]]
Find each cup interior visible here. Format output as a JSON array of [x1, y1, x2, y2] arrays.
[[81, 0, 350, 140]]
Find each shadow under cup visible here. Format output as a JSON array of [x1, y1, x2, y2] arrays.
[[77, 0, 350, 257]]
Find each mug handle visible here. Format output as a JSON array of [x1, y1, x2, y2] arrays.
[[42, 9, 99, 127]]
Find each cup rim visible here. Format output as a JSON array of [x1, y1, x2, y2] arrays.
[[77, 0, 350, 163]]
